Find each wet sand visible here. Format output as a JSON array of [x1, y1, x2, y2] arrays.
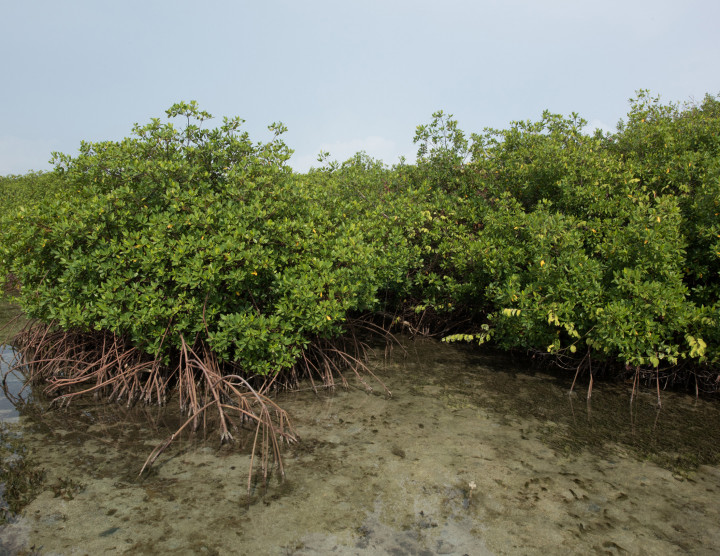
[[1, 338, 719, 555]]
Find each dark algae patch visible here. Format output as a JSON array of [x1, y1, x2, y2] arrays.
[[0, 422, 45, 524], [99, 525, 120, 537]]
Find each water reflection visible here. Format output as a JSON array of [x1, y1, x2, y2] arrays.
[[0, 346, 24, 422]]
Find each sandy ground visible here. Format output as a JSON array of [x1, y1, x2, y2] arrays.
[[1, 338, 719, 555]]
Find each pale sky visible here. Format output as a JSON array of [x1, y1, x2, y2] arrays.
[[2, 0, 719, 175]]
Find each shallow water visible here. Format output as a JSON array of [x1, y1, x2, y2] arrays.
[[1, 346, 25, 423], [1, 338, 720, 555]]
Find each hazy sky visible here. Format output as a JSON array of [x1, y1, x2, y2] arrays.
[[2, 0, 719, 175]]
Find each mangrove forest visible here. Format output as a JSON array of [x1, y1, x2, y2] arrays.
[[1, 91, 719, 479]]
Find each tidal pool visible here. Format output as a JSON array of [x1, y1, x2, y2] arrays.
[[1, 337, 719, 555]]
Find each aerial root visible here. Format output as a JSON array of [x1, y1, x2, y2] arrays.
[[2, 315, 396, 493], [4, 322, 296, 493], [286, 315, 396, 397]]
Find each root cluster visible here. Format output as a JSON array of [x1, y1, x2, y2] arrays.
[[1, 318, 392, 490]]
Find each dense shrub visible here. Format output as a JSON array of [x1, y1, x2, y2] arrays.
[[2, 92, 718, 400], [0, 103, 388, 376], [0, 171, 67, 287], [424, 93, 720, 382]]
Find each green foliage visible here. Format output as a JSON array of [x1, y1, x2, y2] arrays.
[[308, 96, 719, 378], [0, 171, 65, 214], [3, 92, 719, 389], [414, 110, 472, 191], [0, 171, 67, 292], [471, 110, 590, 208], [1, 103, 386, 375], [608, 91, 720, 305], [414, 94, 720, 374]]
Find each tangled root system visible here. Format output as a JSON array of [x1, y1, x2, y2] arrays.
[[2, 315, 393, 491]]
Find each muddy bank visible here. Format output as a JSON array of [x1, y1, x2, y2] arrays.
[[1, 338, 720, 555]]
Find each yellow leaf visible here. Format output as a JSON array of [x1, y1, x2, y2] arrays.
[[167, 224, 172, 229], [251, 271, 257, 276], [540, 260, 545, 267], [326, 315, 332, 321]]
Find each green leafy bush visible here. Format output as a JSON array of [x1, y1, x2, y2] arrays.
[[1, 102, 386, 376], [411, 96, 719, 382], [3, 92, 719, 413], [0, 171, 67, 295]]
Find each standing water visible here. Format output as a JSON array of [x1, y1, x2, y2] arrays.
[[1, 337, 719, 555]]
